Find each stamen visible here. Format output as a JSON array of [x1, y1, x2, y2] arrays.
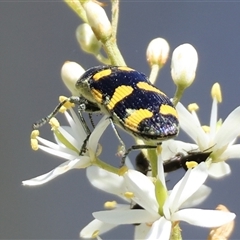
[[211, 83, 222, 103], [31, 138, 39, 151], [118, 165, 128, 176], [31, 130, 39, 139], [202, 125, 210, 133], [59, 96, 75, 109], [49, 117, 60, 131], [124, 191, 134, 199], [188, 103, 199, 112], [92, 230, 100, 238], [104, 201, 117, 209]]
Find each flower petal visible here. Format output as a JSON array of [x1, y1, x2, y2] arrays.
[[22, 157, 90, 186], [208, 162, 231, 178], [80, 219, 117, 238], [86, 166, 125, 196], [172, 208, 235, 228], [215, 106, 240, 149], [124, 170, 159, 215], [176, 102, 208, 149], [221, 144, 240, 160], [181, 185, 211, 208], [165, 162, 208, 213], [38, 145, 77, 160], [88, 116, 109, 154], [146, 218, 171, 240], [134, 223, 151, 240], [93, 209, 155, 225]]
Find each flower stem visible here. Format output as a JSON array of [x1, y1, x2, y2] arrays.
[[172, 85, 185, 106], [171, 223, 182, 240], [111, 0, 119, 39], [94, 157, 121, 175], [149, 64, 161, 84], [147, 148, 158, 177]]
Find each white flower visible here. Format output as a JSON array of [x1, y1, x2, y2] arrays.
[[176, 83, 240, 178], [171, 43, 198, 88], [146, 38, 170, 68], [83, 159, 234, 240], [76, 23, 101, 55], [23, 109, 109, 186], [82, 0, 112, 40], [61, 61, 85, 96]]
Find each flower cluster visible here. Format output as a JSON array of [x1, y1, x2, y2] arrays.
[[24, 1, 239, 239]]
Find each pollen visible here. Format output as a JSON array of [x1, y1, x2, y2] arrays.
[[211, 82, 222, 103], [31, 130, 39, 139], [124, 191, 134, 199], [49, 117, 60, 131], [31, 138, 39, 151], [188, 103, 199, 112], [92, 230, 100, 238], [104, 201, 117, 209], [59, 96, 75, 109], [185, 161, 198, 169]]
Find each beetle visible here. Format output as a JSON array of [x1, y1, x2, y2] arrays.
[[33, 66, 179, 165]]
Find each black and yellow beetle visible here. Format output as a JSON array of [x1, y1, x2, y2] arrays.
[[33, 66, 179, 164]]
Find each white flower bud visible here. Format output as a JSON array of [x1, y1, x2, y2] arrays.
[[61, 61, 85, 95], [76, 23, 101, 55], [146, 38, 170, 67], [82, 0, 112, 41], [171, 43, 198, 88]]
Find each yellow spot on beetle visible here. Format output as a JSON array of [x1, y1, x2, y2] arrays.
[[93, 69, 112, 81], [107, 85, 133, 110], [125, 109, 153, 131], [137, 82, 166, 95], [91, 88, 103, 103], [118, 66, 134, 71], [159, 105, 178, 118]]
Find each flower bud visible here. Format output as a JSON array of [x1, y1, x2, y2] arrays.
[[146, 38, 170, 68], [171, 43, 198, 88], [76, 23, 101, 55], [82, 0, 112, 41], [61, 61, 85, 95]]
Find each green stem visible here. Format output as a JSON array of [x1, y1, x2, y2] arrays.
[[95, 53, 111, 64], [170, 223, 182, 240], [64, 0, 88, 23], [149, 64, 161, 84], [172, 85, 185, 106], [93, 157, 121, 175], [103, 39, 126, 66], [111, 0, 119, 39], [147, 148, 158, 178]]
